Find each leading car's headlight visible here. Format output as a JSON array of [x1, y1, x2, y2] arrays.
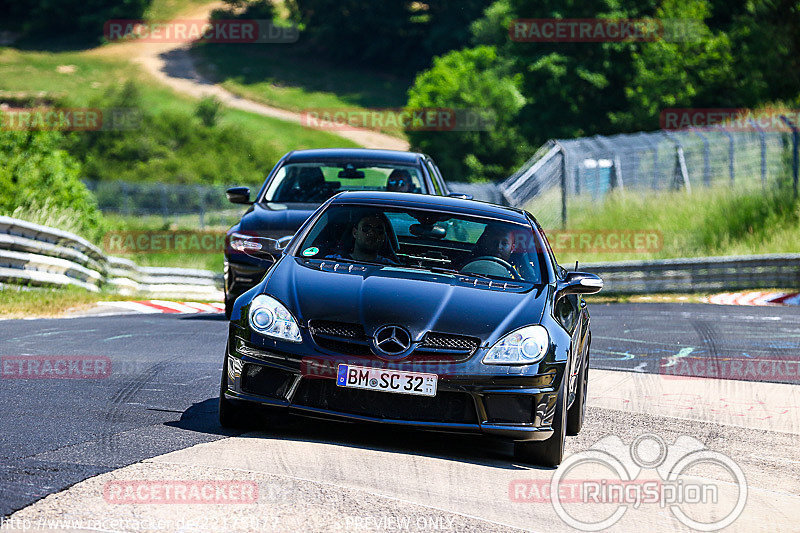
[[483, 325, 550, 365], [248, 294, 302, 343]]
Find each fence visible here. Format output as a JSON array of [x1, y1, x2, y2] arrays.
[[82, 180, 242, 228], [0, 216, 223, 299], [500, 117, 800, 228]]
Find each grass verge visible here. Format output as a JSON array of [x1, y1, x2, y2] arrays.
[[527, 184, 800, 265], [0, 286, 109, 318]]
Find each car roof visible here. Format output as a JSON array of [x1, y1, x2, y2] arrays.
[[283, 148, 424, 165], [329, 191, 530, 223]]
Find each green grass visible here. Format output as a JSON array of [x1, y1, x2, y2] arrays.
[[527, 184, 800, 265], [0, 47, 358, 160], [0, 286, 110, 318], [192, 43, 413, 136], [143, 0, 216, 21]]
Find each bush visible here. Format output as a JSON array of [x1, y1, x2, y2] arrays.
[[195, 96, 222, 127], [0, 130, 103, 239], [406, 45, 529, 182]]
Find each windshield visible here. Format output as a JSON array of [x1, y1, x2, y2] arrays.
[[295, 204, 546, 283], [262, 162, 426, 203]]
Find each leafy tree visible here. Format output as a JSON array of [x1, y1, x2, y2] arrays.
[[407, 45, 529, 181], [0, 0, 149, 42]]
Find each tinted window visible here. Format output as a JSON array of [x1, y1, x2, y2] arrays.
[[263, 163, 426, 203], [296, 204, 545, 283]]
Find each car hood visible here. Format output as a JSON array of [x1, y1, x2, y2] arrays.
[[263, 257, 549, 346], [237, 202, 319, 235]]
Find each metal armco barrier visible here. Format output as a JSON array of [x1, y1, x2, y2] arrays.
[[0, 216, 223, 297], [583, 253, 800, 294]]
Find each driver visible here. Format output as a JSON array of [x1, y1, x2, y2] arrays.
[[386, 169, 413, 193], [461, 223, 535, 279], [327, 213, 397, 265]]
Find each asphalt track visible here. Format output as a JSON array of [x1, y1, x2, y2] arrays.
[[0, 303, 798, 531]]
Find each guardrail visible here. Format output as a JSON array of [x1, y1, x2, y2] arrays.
[[0, 216, 223, 299], [583, 253, 800, 294]]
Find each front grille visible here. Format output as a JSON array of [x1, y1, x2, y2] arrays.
[[417, 332, 480, 359], [310, 320, 364, 339], [240, 364, 295, 399], [293, 379, 478, 424], [309, 320, 480, 362], [309, 320, 372, 356]]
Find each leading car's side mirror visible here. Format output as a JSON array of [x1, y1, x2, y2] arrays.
[[226, 186, 252, 204], [447, 192, 474, 200], [556, 271, 603, 298]]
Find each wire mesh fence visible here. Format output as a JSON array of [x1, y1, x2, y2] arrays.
[[500, 119, 800, 229], [83, 180, 242, 227]]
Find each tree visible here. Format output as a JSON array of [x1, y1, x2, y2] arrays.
[[406, 45, 529, 181]]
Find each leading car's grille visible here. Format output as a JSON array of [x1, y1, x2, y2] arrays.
[[292, 379, 477, 424], [308, 320, 479, 361]]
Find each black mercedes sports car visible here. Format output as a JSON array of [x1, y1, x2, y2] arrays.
[[223, 148, 466, 318], [219, 192, 602, 466]]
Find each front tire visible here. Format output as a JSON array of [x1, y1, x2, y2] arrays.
[[566, 342, 589, 436], [219, 353, 253, 429], [514, 375, 567, 467]]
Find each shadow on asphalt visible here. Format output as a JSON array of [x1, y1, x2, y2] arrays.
[[168, 398, 546, 471]]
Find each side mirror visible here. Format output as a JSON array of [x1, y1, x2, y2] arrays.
[[226, 186, 252, 204], [447, 192, 473, 200], [556, 271, 603, 298]]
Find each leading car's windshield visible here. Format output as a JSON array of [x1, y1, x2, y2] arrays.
[[296, 204, 546, 283], [262, 162, 426, 203]]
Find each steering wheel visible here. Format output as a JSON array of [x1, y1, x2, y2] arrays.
[[461, 256, 522, 280]]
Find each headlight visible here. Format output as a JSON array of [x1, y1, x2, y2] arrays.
[[230, 232, 262, 252], [248, 294, 302, 343], [483, 325, 550, 365]]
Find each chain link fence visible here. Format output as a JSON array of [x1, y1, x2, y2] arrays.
[[500, 118, 800, 229], [83, 180, 242, 227]]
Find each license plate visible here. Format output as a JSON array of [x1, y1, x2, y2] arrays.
[[336, 364, 437, 397]]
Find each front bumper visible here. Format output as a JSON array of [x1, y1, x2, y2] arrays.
[[223, 335, 562, 442]]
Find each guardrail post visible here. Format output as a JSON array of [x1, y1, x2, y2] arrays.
[[780, 115, 799, 198]]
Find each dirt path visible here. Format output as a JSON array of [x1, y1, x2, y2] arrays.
[[88, 2, 409, 151]]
